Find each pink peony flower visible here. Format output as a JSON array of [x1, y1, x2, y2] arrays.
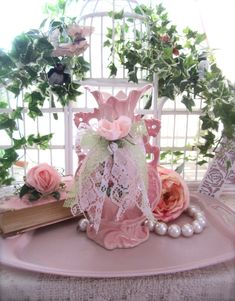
[[153, 166, 190, 222], [26, 163, 61, 194], [97, 116, 132, 141]]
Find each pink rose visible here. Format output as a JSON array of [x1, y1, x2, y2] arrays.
[[153, 166, 190, 222], [26, 163, 61, 194], [97, 116, 132, 141]]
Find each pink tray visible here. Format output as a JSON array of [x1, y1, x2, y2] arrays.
[[1, 193, 235, 278]]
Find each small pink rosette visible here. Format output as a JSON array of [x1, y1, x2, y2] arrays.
[[97, 116, 132, 141]]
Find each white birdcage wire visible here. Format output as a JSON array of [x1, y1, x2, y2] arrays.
[[0, 0, 209, 183], [77, 0, 149, 81]]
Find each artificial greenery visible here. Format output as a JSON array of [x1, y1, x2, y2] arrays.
[[19, 183, 60, 201], [104, 4, 235, 165], [0, 0, 89, 185]]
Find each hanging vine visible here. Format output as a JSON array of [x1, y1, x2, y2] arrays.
[[0, 0, 89, 185], [104, 4, 235, 165]]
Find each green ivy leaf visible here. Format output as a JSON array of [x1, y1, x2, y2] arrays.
[[11, 107, 24, 120], [0, 118, 16, 131], [13, 137, 27, 149], [183, 27, 197, 39], [181, 95, 195, 112], [108, 10, 124, 19], [35, 37, 54, 53], [104, 40, 111, 47], [0, 148, 19, 166], [108, 62, 117, 77], [128, 69, 138, 83], [27, 133, 53, 149], [6, 80, 21, 96], [197, 160, 208, 166], [19, 184, 33, 198], [28, 104, 43, 119], [0, 101, 8, 108], [200, 114, 219, 131]]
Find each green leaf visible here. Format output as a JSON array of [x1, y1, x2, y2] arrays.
[[106, 28, 114, 39], [109, 62, 117, 77], [39, 18, 48, 29], [0, 148, 19, 165], [0, 101, 8, 108], [181, 95, 195, 112], [195, 33, 206, 44], [103, 40, 111, 47], [173, 151, 184, 157], [11, 107, 24, 120], [175, 162, 184, 174], [28, 104, 43, 119], [0, 118, 16, 131], [28, 190, 42, 201], [35, 37, 54, 53], [51, 191, 60, 200], [13, 137, 27, 149], [108, 10, 124, 19], [128, 69, 138, 83], [0, 50, 14, 66], [197, 160, 208, 166], [183, 27, 197, 39], [160, 150, 171, 160], [200, 114, 219, 131], [19, 184, 33, 198], [27, 133, 53, 149], [6, 80, 21, 96]]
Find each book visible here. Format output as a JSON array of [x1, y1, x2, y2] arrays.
[[0, 176, 80, 237]]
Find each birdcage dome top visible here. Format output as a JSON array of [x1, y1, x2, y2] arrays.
[[77, 0, 148, 84], [79, 0, 142, 21]]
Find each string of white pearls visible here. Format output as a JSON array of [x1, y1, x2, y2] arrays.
[[145, 205, 207, 238]]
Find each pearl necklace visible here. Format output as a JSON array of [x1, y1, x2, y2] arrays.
[[77, 205, 207, 239], [145, 205, 207, 238]]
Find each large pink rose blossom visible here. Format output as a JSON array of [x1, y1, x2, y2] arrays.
[[153, 166, 189, 222], [97, 116, 132, 141], [26, 163, 61, 194]]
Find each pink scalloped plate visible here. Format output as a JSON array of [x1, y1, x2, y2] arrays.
[[0, 193, 235, 278]]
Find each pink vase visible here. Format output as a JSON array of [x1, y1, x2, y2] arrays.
[[74, 85, 162, 250]]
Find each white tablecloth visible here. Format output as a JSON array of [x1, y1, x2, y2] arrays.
[[1, 259, 235, 301]]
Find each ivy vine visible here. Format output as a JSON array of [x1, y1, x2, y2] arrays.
[[104, 4, 235, 165], [0, 0, 89, 185]]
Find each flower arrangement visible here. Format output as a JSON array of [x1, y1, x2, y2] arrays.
[[19, 163, 64, 202]]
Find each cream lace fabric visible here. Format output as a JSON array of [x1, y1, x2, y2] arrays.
[[76, 136, 155, 232], [198, 137, 235, 197]]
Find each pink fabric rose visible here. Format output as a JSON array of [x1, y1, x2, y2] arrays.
[[153, 166, 189, 222], [26, 163, 61, 194], [97, 116, 132, 141]]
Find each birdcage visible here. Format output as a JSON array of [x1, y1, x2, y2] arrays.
[[0, 0, 209, 183]]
